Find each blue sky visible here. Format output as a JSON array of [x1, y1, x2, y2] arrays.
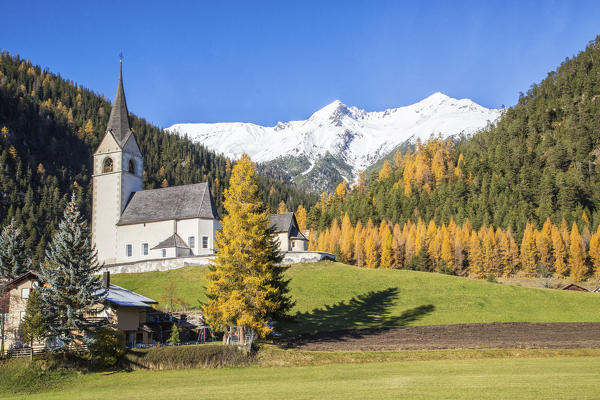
[[2, 1, 600, 127]]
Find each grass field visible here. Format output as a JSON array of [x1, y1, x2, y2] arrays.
[[111, 261, 600, 333], [6, 354, 600, 399]]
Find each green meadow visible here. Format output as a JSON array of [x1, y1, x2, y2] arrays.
[[111, 261, 600, 333]]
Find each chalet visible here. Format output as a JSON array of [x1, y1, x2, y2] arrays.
[[269, 212, 309, 252], [561, 283, 589, 292], [1, 271, 157, 351]]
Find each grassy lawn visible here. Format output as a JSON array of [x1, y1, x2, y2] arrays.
[[7, 355, 600, 400], [111, 261, 600, 333]]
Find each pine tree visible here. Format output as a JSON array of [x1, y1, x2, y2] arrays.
[[167, 323, 180, 345], [38, 194, 106, 351], [0, 218, 32, 280], [569, 222, 588, 282], [203, 155, 293, 344], [20, 288, 47, 360]]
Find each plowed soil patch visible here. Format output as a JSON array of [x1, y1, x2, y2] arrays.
[[279, 322, 600, 351]]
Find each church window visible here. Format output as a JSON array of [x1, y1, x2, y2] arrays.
[[202, 236, 209, 249], [103, 157, 113, 173], [129, 159, 135, 174], [162, 249, 167, 258], [142, 243, 148, 256], [126, 244, 132, 257], [188, 236, 195, 248]]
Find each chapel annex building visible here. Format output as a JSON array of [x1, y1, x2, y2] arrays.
[[92, 62, 221, 265]]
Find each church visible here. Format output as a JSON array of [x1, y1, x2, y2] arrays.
[[92, 62, 221, 265]]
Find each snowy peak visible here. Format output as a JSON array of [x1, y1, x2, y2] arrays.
[[168, 94, 502, 189]]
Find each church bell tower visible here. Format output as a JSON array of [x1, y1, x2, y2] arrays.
[[92, 61, 143, 264]]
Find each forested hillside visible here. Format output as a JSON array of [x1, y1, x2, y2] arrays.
[[310, 36, 600, 235], [309, 36, 600, 281], [0, 52, 316, 264]]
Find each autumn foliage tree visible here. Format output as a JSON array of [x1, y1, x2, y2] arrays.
[[204, 155, 293, 345]]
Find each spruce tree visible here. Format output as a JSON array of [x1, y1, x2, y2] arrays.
[[167, 323, 180, 345], [39, 194, 107, 351], [20, 288, 47, 360], [0, 218, 32, 280], [204, 155, 293, 345]]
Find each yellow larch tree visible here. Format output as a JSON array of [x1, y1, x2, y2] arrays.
[[589, 226, 600, 282], [520, 222, 538, 277], [335, 181, 348, 199], [378, 160, 393, 181], [551, 225, 568, 278], [379, 221, 393, 269], [328, 219, 341, 254], [295, 205, 307, 232], [353, 220, 365, 268], [440, 226, 454, 272], [364, 224, 379, 269], [392, 223, 405, 268], [468, 231, 485, 278], [203, 154, 292, 344], [277, 200, 289, 214], [481, 227, 499, 277], [536, 218, 554, 274], [339, 213, 354, 263], [569, 222, 588, 282]]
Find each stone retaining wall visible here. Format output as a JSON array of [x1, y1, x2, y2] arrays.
[[101, 251, 334, 274]]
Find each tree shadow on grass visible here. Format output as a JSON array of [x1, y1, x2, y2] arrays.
[[277, 288, 435, 347]]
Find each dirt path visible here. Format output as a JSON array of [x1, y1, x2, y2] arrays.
[[278, 322, 600, 351]]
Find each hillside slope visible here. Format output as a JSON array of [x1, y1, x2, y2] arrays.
[[111, 262, 600, 334]]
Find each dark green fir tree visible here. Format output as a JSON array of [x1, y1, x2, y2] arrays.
[[0, 218, 32, 280], [39, 193, 107, 351]]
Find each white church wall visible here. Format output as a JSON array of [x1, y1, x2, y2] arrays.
[[116, 220, 174, 263], [93, 172, 120, 265]]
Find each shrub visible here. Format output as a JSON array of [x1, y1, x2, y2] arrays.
[[122, 344, 252, 370], [88, 327, 126, 367], [0, 358, 75, 395]]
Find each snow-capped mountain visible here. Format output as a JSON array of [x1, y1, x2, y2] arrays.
[[168, 93, 502, 191]]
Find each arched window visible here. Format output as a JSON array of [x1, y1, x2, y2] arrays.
[[103, 157, 113, 173], [128, 159, 135, 174]]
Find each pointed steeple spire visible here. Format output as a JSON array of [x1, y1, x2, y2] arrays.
[[106, 59, 132, 146]]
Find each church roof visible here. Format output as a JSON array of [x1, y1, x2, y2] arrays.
[[117, 182, 219, 225], [151, 234, 189, 250], [106, 61, 133, 147], [269, 212, 308, 241]]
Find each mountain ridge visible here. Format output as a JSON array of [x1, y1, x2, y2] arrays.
[[169, 93, 502, 190]]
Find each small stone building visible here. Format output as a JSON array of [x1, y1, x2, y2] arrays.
[[269, 212, 309, 252], [1, 271, 157, 351]]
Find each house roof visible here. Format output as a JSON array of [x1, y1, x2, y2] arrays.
[[269, 212, 307, 241], [105, 284, 158, 308], [269, 213, 294, 233], [106, 61, 132, 147], [4, 270, 39, 289], [151, 233, 190, 250], [117, 182, 219, 225], [562, 283, 589, 292]]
